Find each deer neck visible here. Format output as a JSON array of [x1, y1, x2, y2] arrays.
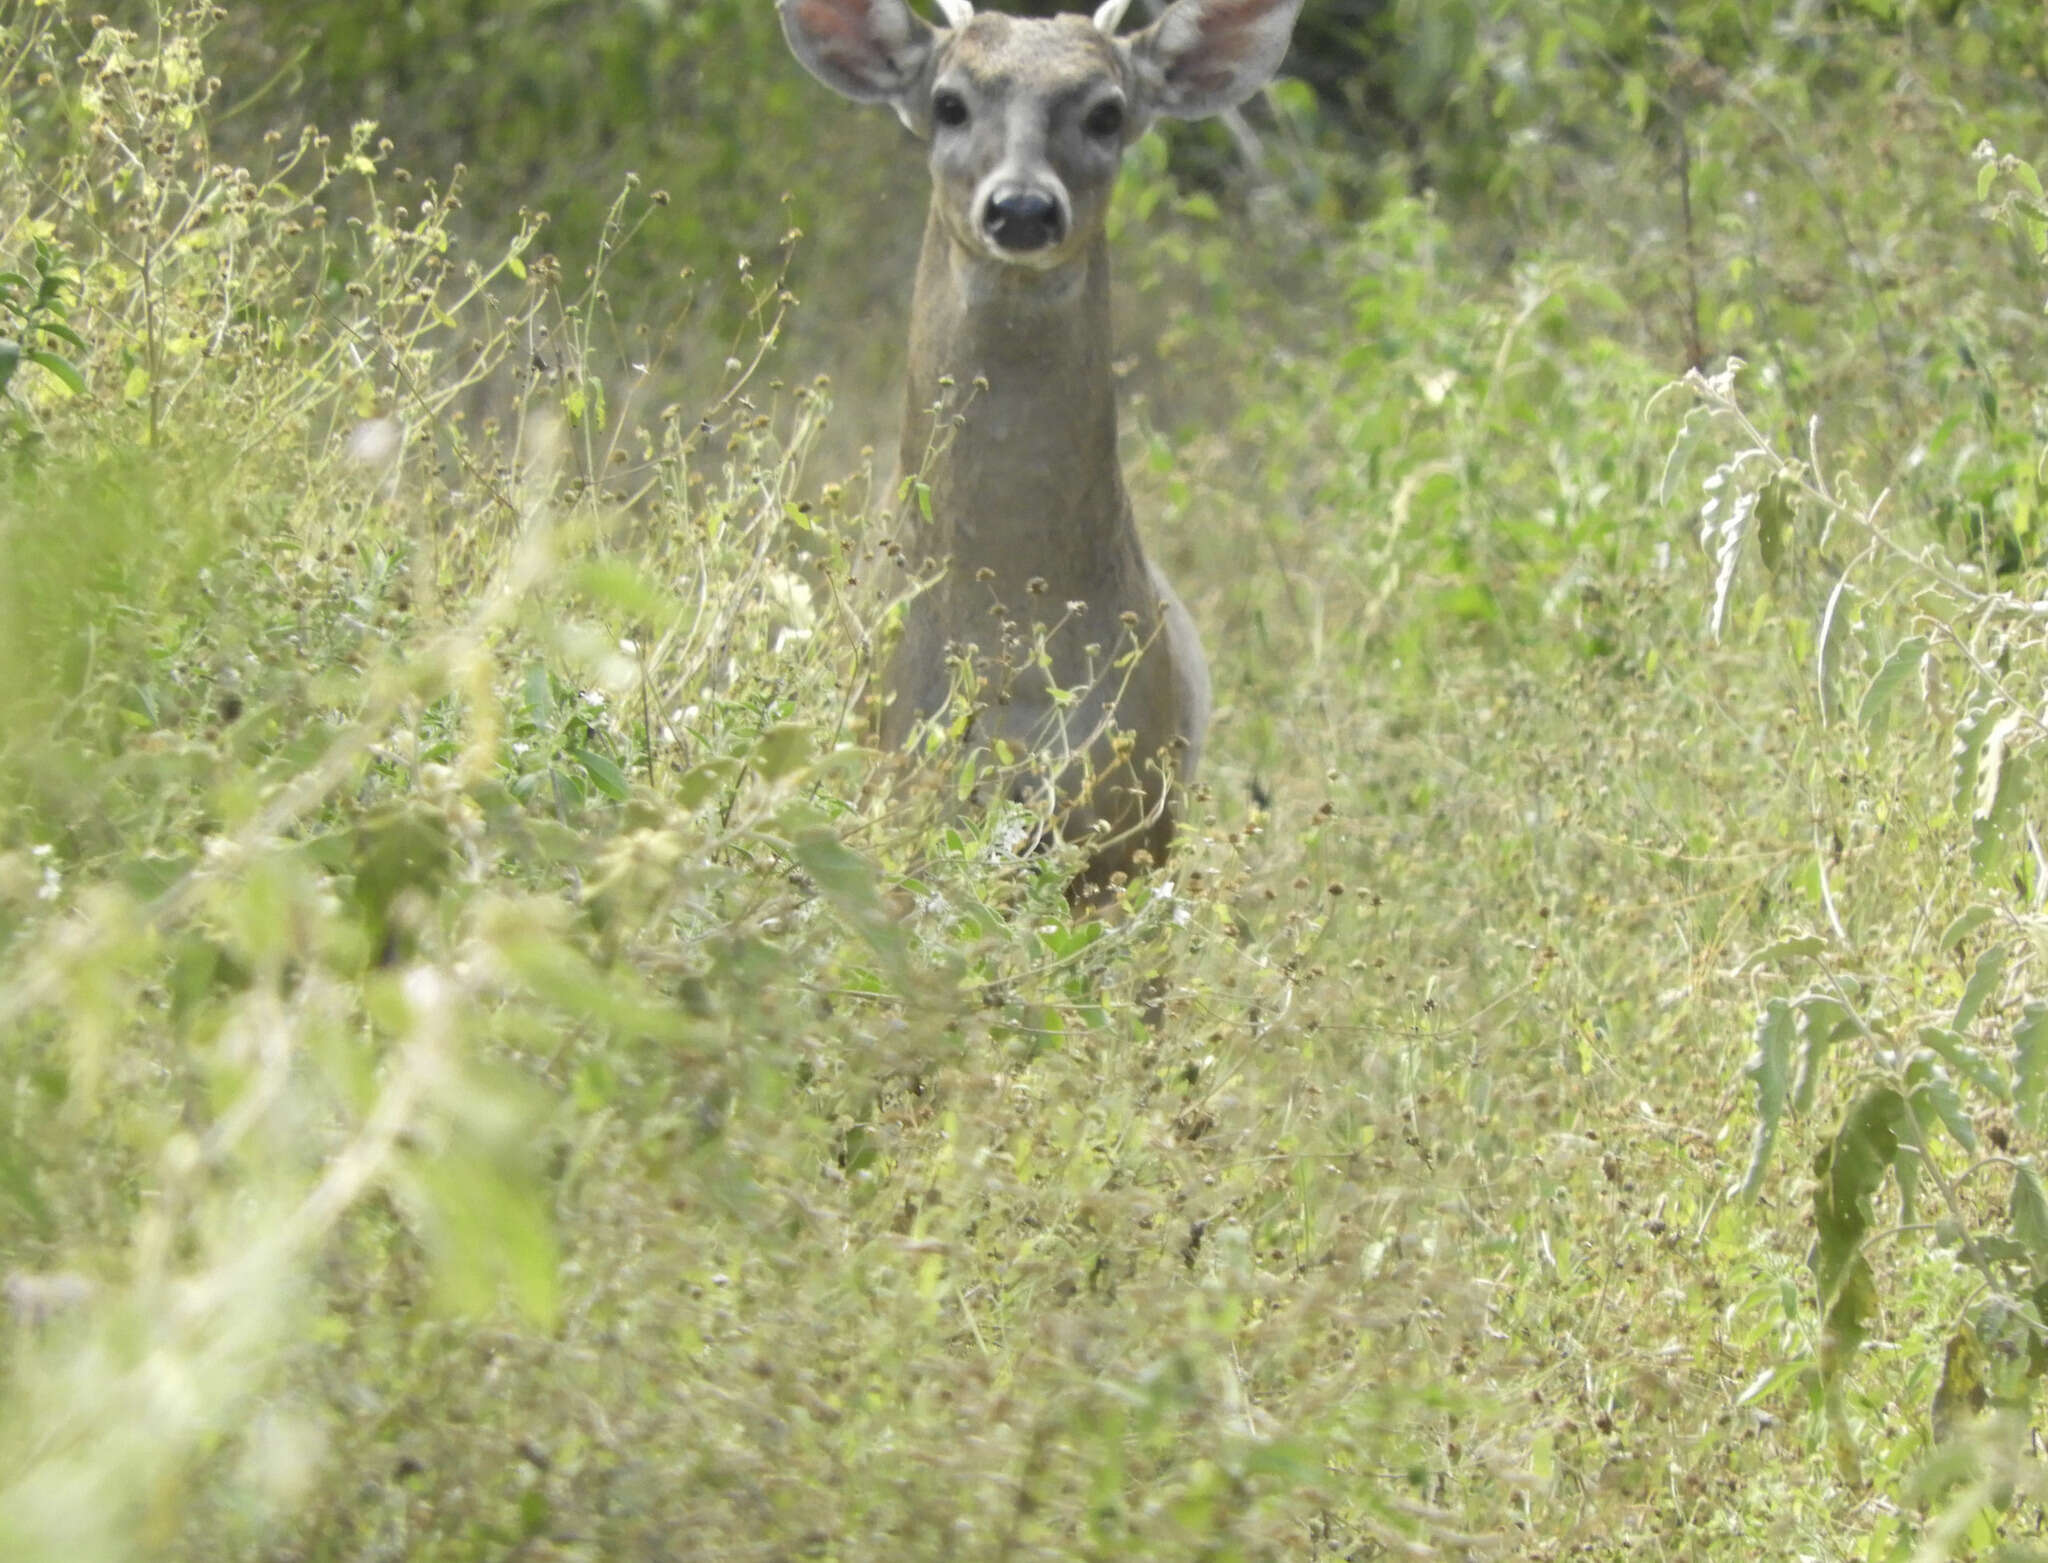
[[898, 205, 1142, 604]]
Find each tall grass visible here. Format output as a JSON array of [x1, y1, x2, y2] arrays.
[[5, 2, 2048, 1559]]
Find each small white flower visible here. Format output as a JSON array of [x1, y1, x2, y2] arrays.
[[346, 416, 403, 468]]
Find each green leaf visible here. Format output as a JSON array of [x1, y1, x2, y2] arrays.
[[568, 558, 680, 622], [348, 804, 456, 962], [1755, 481, 1792, 573], [395, 1080, 559, 1329], [1939, 905, 1996, 951], [2011, 1169, 2048, 1283], [1810, 1087, 1907, 1378], [675, 757, 741, 810], [1912, 1068, 1977, 1151], [522, 663, 555, 728], [790, 827, 912, 993], [1955, 943, 2007, 1031], [1919, 1025, 2004, 1101], [1953, 703, 1996, 816], [33, 316, 87, 351], [1740, 933, 1827, 972], [1971, 737, 2028, 879], [1973, 712, 2023, 822], [24, 348, 84, 395], [1737, 998, 1794, 1198], [1931, 1323, 1989, 1444], [2014, 1002, 2048, 1123], [1621, 71, 1649, 132], [1979, 162, 2000, 202], [487, 910, 711, 1050], [750, 721, 814, 783], [1857, 635, 1928, 742], [1792, 994, 1855, 1115], [570, 745, 632, 801], [0, 338, 18, 396]]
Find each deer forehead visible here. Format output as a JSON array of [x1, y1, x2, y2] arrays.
[[941, 13, 1125, 99]]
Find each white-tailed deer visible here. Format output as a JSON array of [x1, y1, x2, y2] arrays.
[[781, 0, 1303, 888]]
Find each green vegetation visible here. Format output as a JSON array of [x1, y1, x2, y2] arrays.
[[5, 0, 2048, 1556]]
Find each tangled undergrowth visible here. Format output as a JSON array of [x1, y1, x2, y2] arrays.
[[5, 2, 2048, 1559]]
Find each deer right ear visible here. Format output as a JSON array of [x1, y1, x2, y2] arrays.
[[1121, 0, 1304, 122], [779, 0, 940, 118]]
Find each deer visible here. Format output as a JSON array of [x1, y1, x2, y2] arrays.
[[779, 0, 1304, 891]]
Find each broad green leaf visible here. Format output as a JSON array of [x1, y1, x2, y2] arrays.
[[1912, 1069, 1976, 1151], [1811, 1087, 1906, 1381], [1792, 994, 1854, 1114], [522, 663, 555, 727], [396, 1105, 558, 1328], [1740, 933, 1827, 971], [488, 913, 710, 1049], [791, 826, 913, 992], [1939, 905, 1996, 951], [2012, 1169, 2048, 1282], [25, 347, 84, 395], [1930, 1323, 1988, 1443], [568, 558, 681, 622], [674, 757, 741, 810], [2014, 1002, 2048, 1122], [1738, 998, 1794, 1198], [1973, 712, 2023, 822], [1953, 704, 1995, 816], [1919, 1026, 2004, 1101], [33, 316, 87, 351], [1621, 71, 1649, 132], [1857, 635, 1928, 741], [570, 745, 632, 801], [751, 721, 814, 782], [0, 338, 18, 396], [1955, 943, 2006, 1031], [1812, 1086, 1905, 1296], [1755, 481, 1792, 572], [1971, 740, 2028, 878]]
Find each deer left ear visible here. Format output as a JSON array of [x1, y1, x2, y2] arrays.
[[779, 0, 939, 115], [1118, 0, 1303, 122]]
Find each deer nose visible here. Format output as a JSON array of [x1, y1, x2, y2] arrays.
[[982, 189, 1064, 252]]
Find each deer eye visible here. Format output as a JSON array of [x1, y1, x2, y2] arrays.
[[1083, 99, 1125, 139], [932, 89, 969, 129]]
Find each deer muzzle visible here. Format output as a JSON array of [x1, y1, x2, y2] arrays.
[[981, 186, 1066, 253]]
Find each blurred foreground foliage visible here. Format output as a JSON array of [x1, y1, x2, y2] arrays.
[[6, 0, 2048, 1559]]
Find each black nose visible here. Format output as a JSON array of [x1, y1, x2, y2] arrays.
[[983, 190, 1063, 252]]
